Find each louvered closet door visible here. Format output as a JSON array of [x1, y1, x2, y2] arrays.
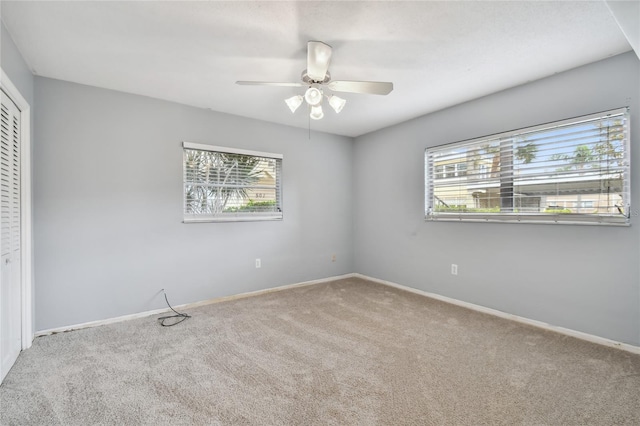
[[0, 89, 21, 382]]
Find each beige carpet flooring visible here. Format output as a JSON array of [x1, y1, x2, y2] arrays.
[[1, 277, 639, 425]]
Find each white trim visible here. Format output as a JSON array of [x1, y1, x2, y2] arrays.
[[426, 214, 630, 226], [182, 141, 283, 159], [0, 70, 33, 351], [35, 273, 356, 337], [183, 214, 283, 223], [354, 273, 640, 355], [33, 271, 640, 355]]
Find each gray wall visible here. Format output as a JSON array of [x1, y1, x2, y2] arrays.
[[1, 21, 33, 107], [353, 52, 640, 346], [34, 77, 354, 331]]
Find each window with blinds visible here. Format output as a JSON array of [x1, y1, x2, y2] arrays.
[[425, 108, 630, 225], [183, 142, 283, 222]]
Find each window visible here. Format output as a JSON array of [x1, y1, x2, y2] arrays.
[[425, 108, 630, 225], [434, 162, 467, 179], [183, 142, 283, 222]]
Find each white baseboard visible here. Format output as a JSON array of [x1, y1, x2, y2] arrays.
[[35, 272, 640, 356], [35, 273, 356, 337], [354, 273, 640, 355]]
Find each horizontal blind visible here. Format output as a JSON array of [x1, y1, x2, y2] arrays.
[[1, 102, 12, 255], [425, 108, 630, 225], [11, 107, 20, 252], [183, 142, 282, 222]]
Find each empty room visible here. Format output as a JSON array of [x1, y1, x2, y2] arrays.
[[1, 1, 639, 424]]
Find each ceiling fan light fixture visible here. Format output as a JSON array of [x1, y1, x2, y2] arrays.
[[237, 41, 393, 123], [328, 95, 346, 114], [304, 86, 323, 106], [284, 95, 303, 113], [309, 105, 324, 120]]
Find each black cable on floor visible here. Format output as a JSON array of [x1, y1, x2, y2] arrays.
[[157, 289, 191, 327]]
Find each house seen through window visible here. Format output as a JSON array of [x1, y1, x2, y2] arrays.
[[183, 142, 283, 222], [425, 108, 630, 225]]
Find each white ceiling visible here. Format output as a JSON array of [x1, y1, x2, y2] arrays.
[[0, 1, 633, 137]]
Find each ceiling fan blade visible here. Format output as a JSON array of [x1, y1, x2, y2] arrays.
[[307, 41, 332, 82], [236, 81, 305, 87], [327, 81, 393, 95]]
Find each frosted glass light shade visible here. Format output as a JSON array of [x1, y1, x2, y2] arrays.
[[304, 87, 323, 106], [328, 95, 346, 113], [310, 105, 324, 120], [284, 95, 303, 113]]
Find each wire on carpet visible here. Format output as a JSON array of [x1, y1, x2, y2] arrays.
[[157, 289, 191, 327]]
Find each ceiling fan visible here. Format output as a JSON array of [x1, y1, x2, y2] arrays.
[[236, 41, 393, 120]]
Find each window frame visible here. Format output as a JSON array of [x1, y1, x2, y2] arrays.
[[425, 108, 631, 226], [182, 141, 283, 223]]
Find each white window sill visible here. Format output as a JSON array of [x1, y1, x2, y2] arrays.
[[425, 213, 630, 226], [183, 214, 283, 223]]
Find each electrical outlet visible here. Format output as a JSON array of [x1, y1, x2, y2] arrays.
[[451, 264, 458, 275], [255, 258, 261, 268], [331, 254, 336, 262]]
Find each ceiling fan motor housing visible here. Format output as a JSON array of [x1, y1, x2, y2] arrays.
[[302, 70, 331, 85]]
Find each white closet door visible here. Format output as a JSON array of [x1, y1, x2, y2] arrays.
[[0, 89, 21, 382]]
